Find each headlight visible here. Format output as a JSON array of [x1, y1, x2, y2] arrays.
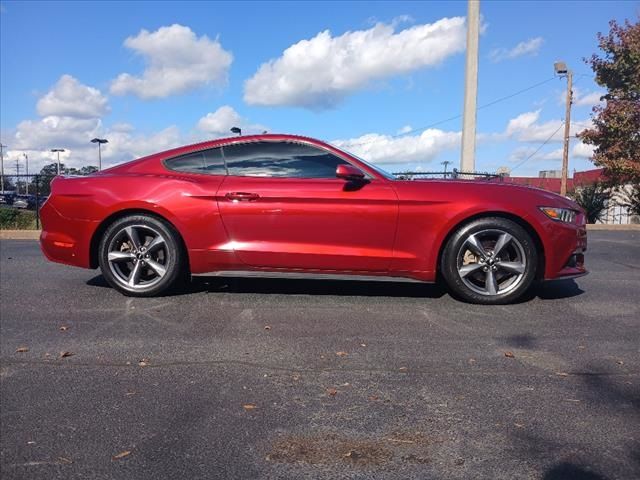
[[539, 207, 577, 223]]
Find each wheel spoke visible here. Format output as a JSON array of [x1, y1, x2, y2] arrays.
[[459, 263, 484, 278], [465, 234, 488, 260], [125, 226, 142, 249], [146, 259, 167, 278], [108, 251, 135, 262], [485, 270, 498, 295], [146, 235, 165, 251], [492, 233, 513, 256], [498, 261, 525, 274], [127, 261, 142, 287]]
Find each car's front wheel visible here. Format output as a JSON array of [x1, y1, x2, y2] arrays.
[[98, 214, 186, 297], [440, 217, 538, 304]]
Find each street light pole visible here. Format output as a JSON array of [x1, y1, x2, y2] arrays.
[[441, 160, 452, 178], [51, 148, 65, 175], [91, 138, 108, 171], [554, 62, 573, 197], [0, 143, 6, 192]]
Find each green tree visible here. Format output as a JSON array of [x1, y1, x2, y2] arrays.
[[578, 19, 640, 183], [570, 182, 611, 223]]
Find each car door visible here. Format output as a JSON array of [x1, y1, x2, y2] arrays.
[[216, 140, 399, 272]]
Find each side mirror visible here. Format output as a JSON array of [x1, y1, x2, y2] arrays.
[[336, 164, 366, 181]]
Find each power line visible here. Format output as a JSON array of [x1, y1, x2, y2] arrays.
[[510, 122, 565, 174], [347, 76, 558, 147]]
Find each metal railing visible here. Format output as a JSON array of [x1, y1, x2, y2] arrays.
[[392, 169, 505, 180]]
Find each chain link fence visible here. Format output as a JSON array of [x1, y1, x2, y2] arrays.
[[0, 174, 56, 229]]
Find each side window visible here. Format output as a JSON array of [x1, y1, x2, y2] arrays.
[[165, 151, 205, 173], [165, 147, 226, 175], [203, 147, 226, 174], [223, 141, 349, 178]]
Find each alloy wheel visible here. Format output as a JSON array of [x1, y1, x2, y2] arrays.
[[107, 224, 169, 290], [456, 229, 527, 296]]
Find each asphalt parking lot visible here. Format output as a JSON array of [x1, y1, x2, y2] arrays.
[[1, 231, 638, 480]]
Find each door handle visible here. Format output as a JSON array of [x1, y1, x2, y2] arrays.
[[225, 192, 260, 202]]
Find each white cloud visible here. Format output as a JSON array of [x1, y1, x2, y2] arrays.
[[572, 142, 594, 159], [36, 75, 109, 119], [196, 105, 267, 137], [332, 128, 460, 165], [489, 37, 543, 62], [244, 17, 466, 108], [505, 110, 591, 143], [110, 24, 233, 99]]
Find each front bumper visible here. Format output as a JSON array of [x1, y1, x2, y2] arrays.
[[542, 220, 588, 280]]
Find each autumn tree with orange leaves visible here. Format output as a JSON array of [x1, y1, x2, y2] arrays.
[[578, 19, 640, 184]]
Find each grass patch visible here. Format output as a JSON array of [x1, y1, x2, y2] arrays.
[[0, 208, 38, 230]]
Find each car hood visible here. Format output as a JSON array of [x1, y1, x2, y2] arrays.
[[394, 179, 582, 211]]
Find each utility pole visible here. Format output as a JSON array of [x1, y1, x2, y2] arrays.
[[554, 62, 572, 196], [460, 0, 480, 174], [0, 143, 6, 192], [23, 153, 29, 194]]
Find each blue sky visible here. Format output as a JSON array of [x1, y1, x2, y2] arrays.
[[1, 0, 637, 176]]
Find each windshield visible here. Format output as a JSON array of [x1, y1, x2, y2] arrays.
[[340, 148, 396, 180]]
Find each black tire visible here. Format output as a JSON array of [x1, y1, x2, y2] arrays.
[[440, 217, 538, 304], [98, 214, 187, 297]]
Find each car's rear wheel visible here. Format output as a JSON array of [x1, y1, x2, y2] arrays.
[[98, 214, 186, 297], [440, 217, 537, 304]]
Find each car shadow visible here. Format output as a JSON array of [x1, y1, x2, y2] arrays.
[[188, 276, 447, 298], [86, 274, 447, 298], [534, 279, 585, 300], [87, 275, 584, 301]]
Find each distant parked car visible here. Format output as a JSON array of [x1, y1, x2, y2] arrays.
[[0, 192, 16, 205], [13, 195, 36, 209], [40, 133, 588, 304], [13, 196, 29, 209]]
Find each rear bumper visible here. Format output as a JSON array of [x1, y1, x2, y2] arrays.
[[39, 201, 97, 269]]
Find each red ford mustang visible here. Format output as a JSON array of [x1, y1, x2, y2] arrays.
[[40, 134, 587, 304]]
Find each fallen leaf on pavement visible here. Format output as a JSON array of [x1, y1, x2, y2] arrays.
[[336, 351, 348, 357], [243, 404, 257, 410], [360, 343, 367, 347], [616, 360, 624, 365], [59, 351, 74, 358], [264, 325, 271, 330], [112, 450, 131, 460], [326, 388, 338, 396], [514, 423, 525, 428], [15, 346, 29, 353], [399, 367, 408, 372], [58, 456, 73, 464], [59, 326, 70, 332], [555, 372, 569, 377], [504, 351, 515, 358], [368, 395, 379, 401], [138, 358, 150, 367]]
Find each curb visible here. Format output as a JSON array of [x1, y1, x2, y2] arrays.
[[0, 230, 41, 240], [586, 224, 640, 231]]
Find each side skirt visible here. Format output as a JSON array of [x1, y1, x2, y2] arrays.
[[192, 270, 431, 284]]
